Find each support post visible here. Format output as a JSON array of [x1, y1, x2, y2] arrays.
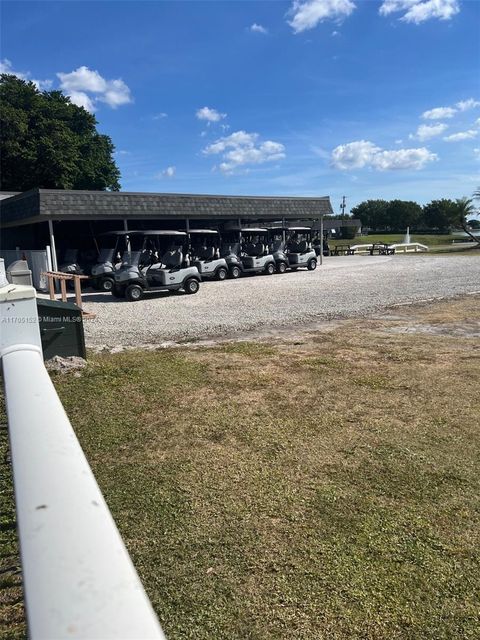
[[123, 219, 129, 232], [320, 216, 324, 266], [48, 220, 58, 272], [282, 217, 286, 242]]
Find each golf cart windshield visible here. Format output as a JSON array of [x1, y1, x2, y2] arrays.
[[221, 242, 240, 257], [121, 250, 142, 266], [98, 248, 115, 263]]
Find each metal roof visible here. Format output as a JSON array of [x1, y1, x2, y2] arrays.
[[0, 188, 333, 227], [188, 229, 219, 234], [141, 230, 187, 236]]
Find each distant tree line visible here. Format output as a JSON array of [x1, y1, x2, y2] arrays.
[[351, 198, 479, 235]]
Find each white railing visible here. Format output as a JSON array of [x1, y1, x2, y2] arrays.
[[387, 242, 428, 252], [349, 242, 428, 253], [0, 277, 165, 639]]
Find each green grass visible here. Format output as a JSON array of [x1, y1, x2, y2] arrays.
[[2, 296, 480, 639]]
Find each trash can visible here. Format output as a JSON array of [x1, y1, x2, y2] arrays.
[[36, 298, 86, 360], [6, 260, 33, 287]]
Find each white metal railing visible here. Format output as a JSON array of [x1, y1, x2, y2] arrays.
[[0, 276, 164, 639], [349, 242, 428, 253]]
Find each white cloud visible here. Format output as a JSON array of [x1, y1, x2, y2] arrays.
[[196, 106, 227, 122], [250, 23, 268, 34], [331, 139, 437, 170], [379, 0, 460, 24], [331, 30, 340, 36], [203, 130, 286, 174], [0, 58, 52, 90], [456, 98, 480, 112], [474, 148, 480, 159], [161, 166, 176, 178], [288, 0, 356, 34], [443, 130, 478, 142], [153, 112, 168, 120], [410, 122, 448, 141], [67, 90, 95, 112], [57, 66, 132, 111], [422, 106, 456, 120]]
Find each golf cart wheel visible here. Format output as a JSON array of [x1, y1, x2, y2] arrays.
[[184, 278, 200, 294], [307, 258, 317, 271], [265, 263, 275, 275], [216, 267, 228, 281], [277, 261, 287, 274], [125, 284, 144, 301], [230, 266, 241, 279], [101, 277, 114, 292]]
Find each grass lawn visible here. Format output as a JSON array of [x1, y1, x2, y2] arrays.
[[1, 296, 480, 639]]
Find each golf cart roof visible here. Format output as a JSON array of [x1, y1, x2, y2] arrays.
[[188, 229, 219, 235], [286, 226, 311, 232], [236, 227, 268, 233], [98, 230, 141, 236], [141, 230, 188, 236]]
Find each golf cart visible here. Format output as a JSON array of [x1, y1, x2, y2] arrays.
[[220, 228, 276, 277], [113, 230, 201, 301], [90, 231, 137, 292], [189, 229, 229, 281], [267, 227, 289, 274], [285, 227, 317, 271], [59, 248, 97, 288]]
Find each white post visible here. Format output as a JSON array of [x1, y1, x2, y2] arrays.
[[123, 219, 129, 231], [48, 220, 58, 271], [319, 215, 324, 265]]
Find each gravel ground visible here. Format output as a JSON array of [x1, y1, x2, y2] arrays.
[[81, 254, 480, 348]]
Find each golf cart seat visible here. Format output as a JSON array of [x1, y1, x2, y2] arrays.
[[297, 240, 308, 253], [245, 242, 264, 257], [288, 241, 300, 253], [161, 248, 183, 270], [199, 245, 215, 261], [272, 239, 285, 252]]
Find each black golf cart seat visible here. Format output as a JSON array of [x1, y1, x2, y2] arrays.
[[161, 248, 183, 270], [198, 245, 215, 261]]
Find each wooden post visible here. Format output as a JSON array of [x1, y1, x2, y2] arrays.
[[60, 278, 67, 302], [73, 275, 82, 310], [48, 274, 55, 300]]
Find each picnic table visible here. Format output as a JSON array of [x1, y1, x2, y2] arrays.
[[368, 243, 395, 256], [332, 244, 356, 256]]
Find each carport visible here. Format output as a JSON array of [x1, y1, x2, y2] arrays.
[[0, 189, 334, 273]]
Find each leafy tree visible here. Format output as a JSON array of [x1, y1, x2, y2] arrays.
[[385, 200, 423, 231], [350, 200, 389, 230], [0, 74, 120, 191], [422, 199, 458, 232], [455, 198, 480, 246]]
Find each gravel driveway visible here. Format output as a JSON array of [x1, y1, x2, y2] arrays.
[[82, 254, 480, 348]]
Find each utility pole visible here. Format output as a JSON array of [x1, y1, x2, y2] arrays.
[[340, 195, 346, 216]]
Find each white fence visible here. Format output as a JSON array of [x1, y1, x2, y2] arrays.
[[0, 275, 165, 639]]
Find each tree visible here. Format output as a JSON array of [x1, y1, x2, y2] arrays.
[[422, 199, 458, 232], [0, 74, 120, 191], [467, 219, 480, 229], [385, 200, 423, 231], [350, 200, 389, 230], [455, 198, 480, 246]]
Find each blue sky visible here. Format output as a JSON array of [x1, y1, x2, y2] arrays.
[[2, 0, 480, 212]]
